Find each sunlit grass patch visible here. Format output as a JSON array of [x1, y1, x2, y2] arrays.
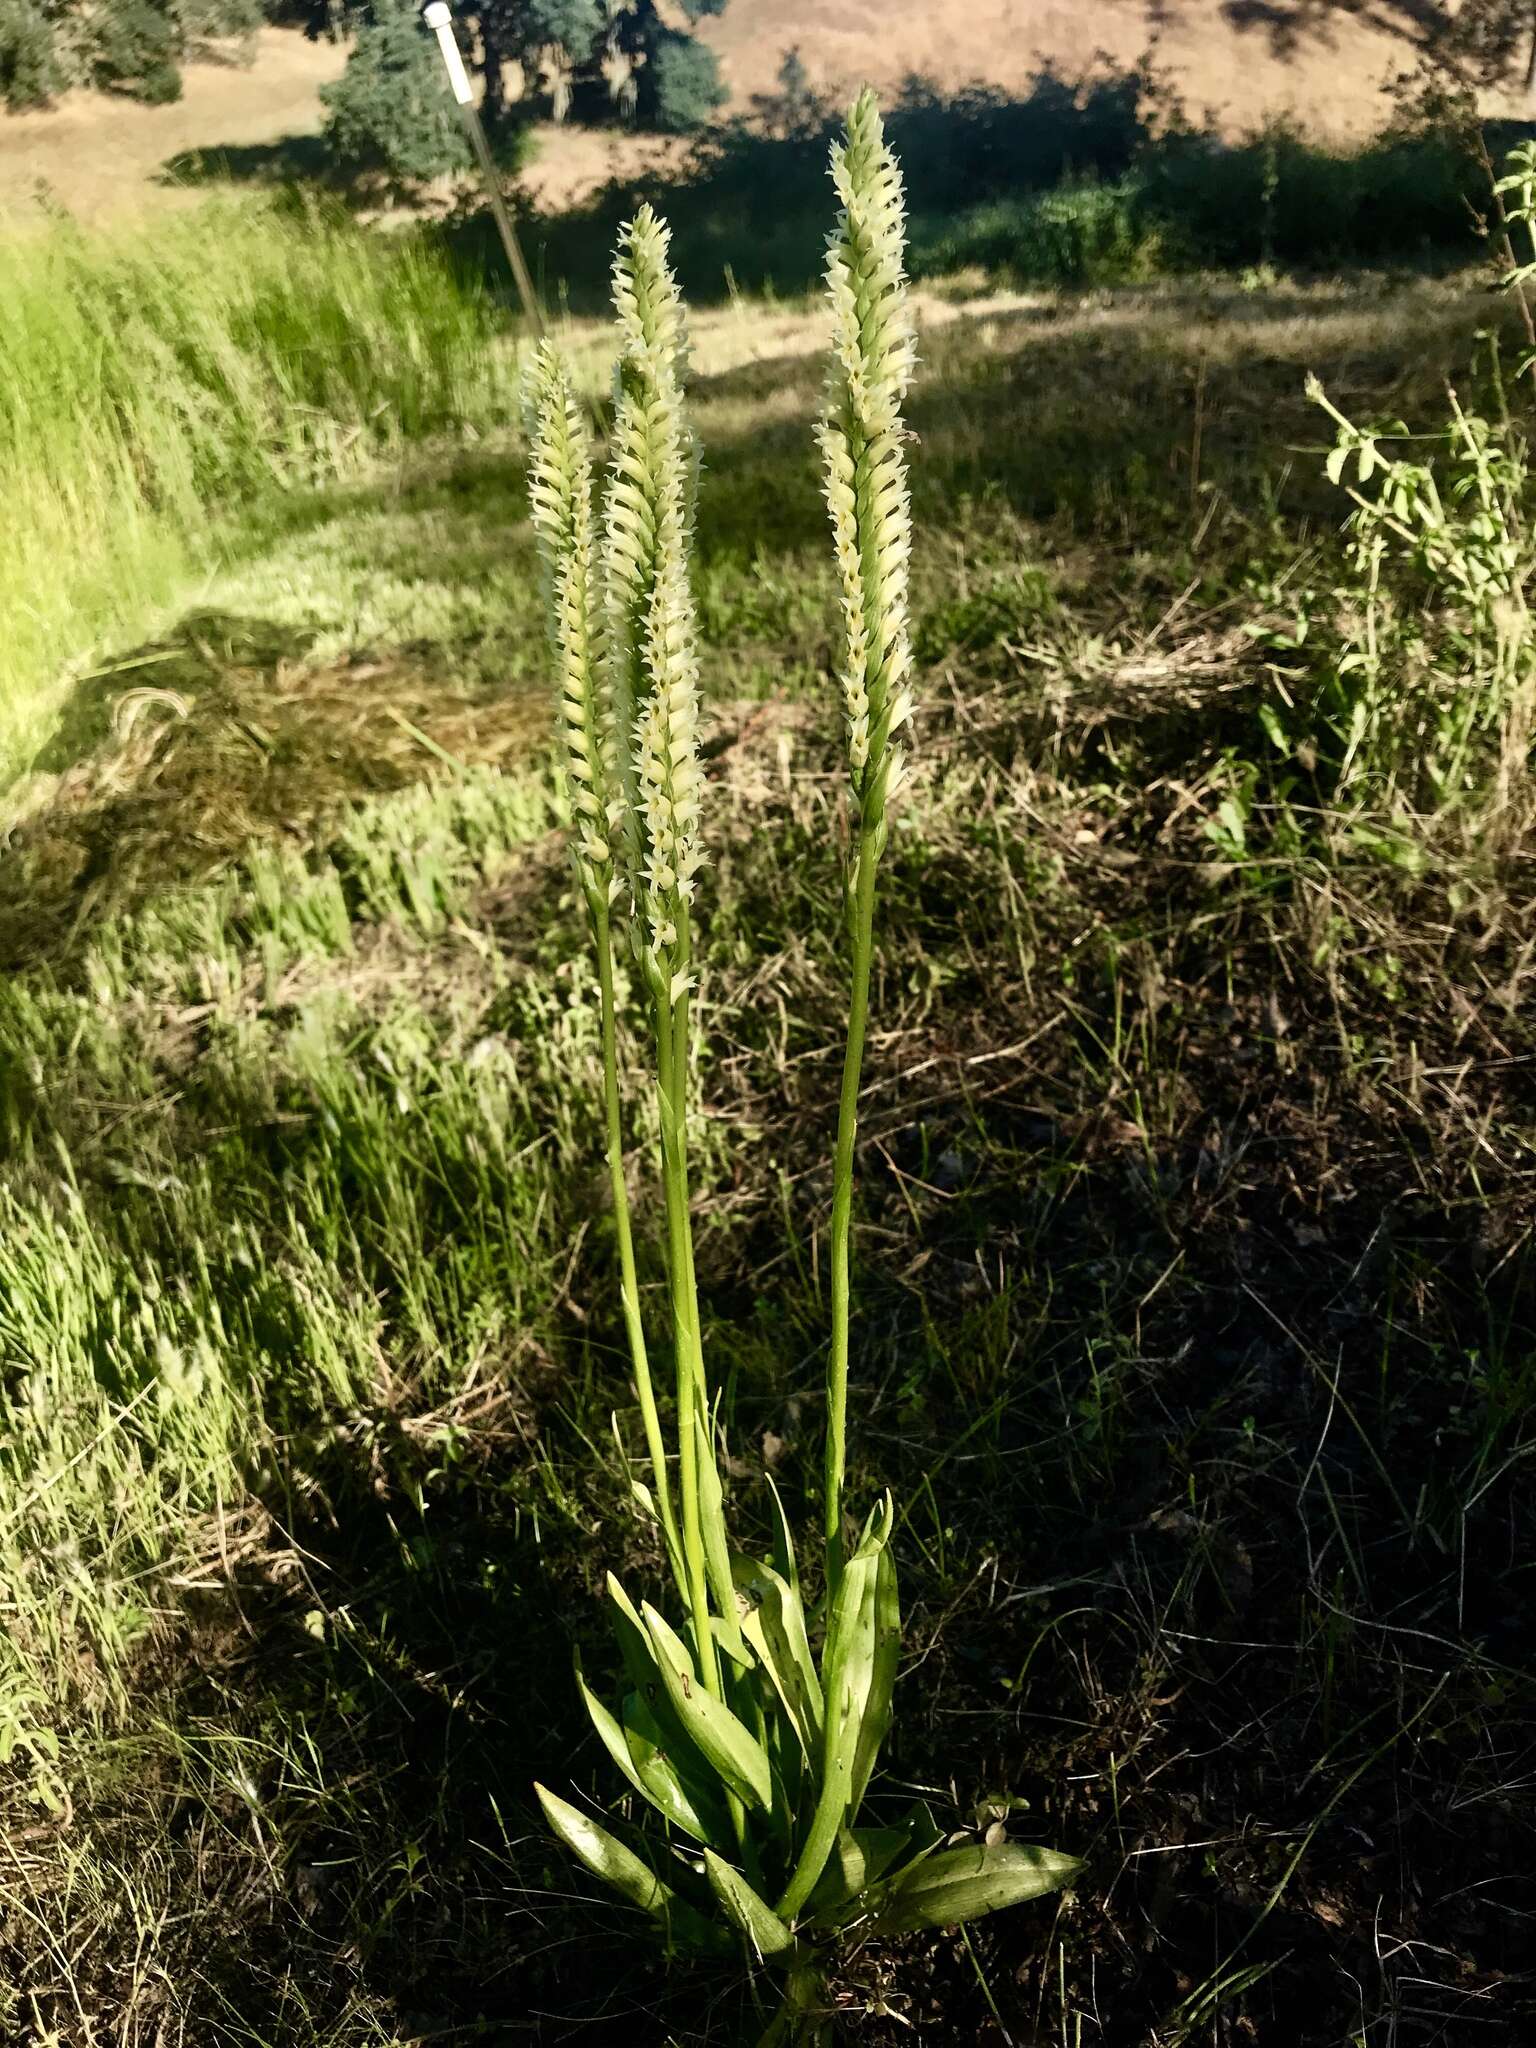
[[0, 195, 512, 785]]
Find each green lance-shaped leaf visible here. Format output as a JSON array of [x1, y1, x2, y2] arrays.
[[775, 1505, 893, 1921], [534, 1783, 730, 1955], [642, 1602, 774, 1813], [630, 1685, 736, 1838], [765, 1470, 801, 1596], [702, 1850, 798, 1959], [732, 1549, 823, 1758], [694, 1397, 747, 1661], [804, 1823, 917, 1924], [848, 1529, 898, 1810], [868, 1839, 1084, 1935], [606, 1571, 673, 1705], [576, 1665, 714, 1844], [603, 1576, 736, 1828]]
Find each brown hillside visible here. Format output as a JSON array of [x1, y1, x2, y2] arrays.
[[1, 2, 1529, 225], [0, 29, 346, 220], [699, 0, 1513, 141]]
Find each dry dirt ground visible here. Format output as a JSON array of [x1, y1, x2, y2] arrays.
[[0, 26, 694, 221], [0, 27, 346, 220], [701, 0, 1460, 138], [3, 0, 1534, 224]]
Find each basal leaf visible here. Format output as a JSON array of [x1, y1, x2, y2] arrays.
[[732, 1550, 823, 1756], [605, 1573, 666, 1698], [604, 1576, 726, 1818], [869, 1839, 1083, 1934], [848, 1535, 898, 1811], [534, 1782, 730, 1954], [702, 1849, 797, 1958], [577, 1668, 715, 1844], [695, 1401, 747, 1661], [775, 1532, 885, 1920], [710, 1613, 757, 1672], [623, 1687, 734, 1837], [642, 1602, 774, 1813], [764, 1471, 800, 1597], [805, 1824, 914, 1922]]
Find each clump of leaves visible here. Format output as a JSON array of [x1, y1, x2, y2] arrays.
[[1246, 146, 1536, 834], [1295, 353, 1534, 825]]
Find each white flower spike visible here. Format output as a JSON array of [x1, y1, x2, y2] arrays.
[[819, 87, 917, 870], [523, 341, 615, 912]]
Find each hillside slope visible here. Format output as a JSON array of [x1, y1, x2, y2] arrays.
[[0, 28, 347, 220], [701, 0, 1498, 140]]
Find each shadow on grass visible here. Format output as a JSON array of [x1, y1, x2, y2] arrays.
[[426, 69, 1502, 316], [7, 271, 1511, 978], [157, 123, 529, 206], [150, 1411, 721, 2040], [159, 133, 347, 192], [5, 553, 1535, 2041], [1220, 0, 1454, 61], [684, 276, 1506, 582], [42, 870, 1536, 2040]]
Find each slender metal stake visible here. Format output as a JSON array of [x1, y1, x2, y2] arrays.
[[423, 1, 546, 338]]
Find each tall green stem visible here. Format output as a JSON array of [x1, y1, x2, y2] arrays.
[[593, 898, 683, 1600], [823, 838, 879, 1595], [654, 967, 720, 1699]]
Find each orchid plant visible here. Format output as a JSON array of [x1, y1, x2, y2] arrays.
[[525, 92, 1079, 2040]]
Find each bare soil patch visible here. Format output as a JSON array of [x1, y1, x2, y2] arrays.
[[0, 28, 346, 221], [702, 0, 1531, 139]]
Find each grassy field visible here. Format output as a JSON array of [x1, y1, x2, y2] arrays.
[[0, 198, 514, 788], [1, 198, 1533, 2046]]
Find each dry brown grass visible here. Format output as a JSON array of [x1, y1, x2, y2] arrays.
[[0, 25, 689, 223], [0, 28, 345, 222], [699, 0, 1532, 140]]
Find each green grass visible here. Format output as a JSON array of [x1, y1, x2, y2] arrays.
[[1, 257, 1534, 2043], [0, 195, 511, 787]]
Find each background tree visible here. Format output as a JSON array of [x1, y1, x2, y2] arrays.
[[2, 0, 730, 134], [0, 0, 62, 108], [0, 0, 262, 110], [450, 0, 728, 132], [319, 0, 471, 179]]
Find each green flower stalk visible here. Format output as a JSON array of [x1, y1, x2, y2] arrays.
[[527, 99, 1079, 2035], [818, 87, 918, 1593], [522, 338, 681, 1595], [601, 208, 744, 1697]]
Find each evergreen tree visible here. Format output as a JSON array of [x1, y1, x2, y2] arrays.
[[0, 0, 62, 109], [466, 0, 728, 132], [320, 0, 470, 180], [0, 0, 261, 111], [642, 21, 728, 132]]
